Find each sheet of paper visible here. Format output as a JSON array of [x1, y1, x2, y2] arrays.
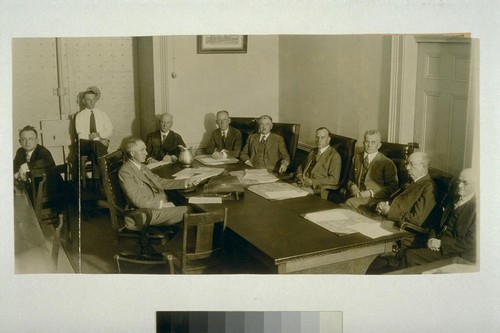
[[195, 154, 239, 165], [244, 169, 268, 175], [248, 183, 309, 200], [304, 209, 351, 222], [349, 222, 392, 239], [266, 190, 309, 200], [241, 170, 279, 184], [146, 161, 171, 170], [173, 167, 224, 180], [188, 197, 223, 204]]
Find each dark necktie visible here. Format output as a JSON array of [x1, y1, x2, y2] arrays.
[[221, 131, 226, 148], [363, 155, 370, 170], [25, 151, 31, 163], [89, 110, 97, 133], [305, 152, 320, 178], [360, 155, 370, 190], [161, 133, 167, 144]]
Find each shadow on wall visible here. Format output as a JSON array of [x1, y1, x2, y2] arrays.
[[197, 113, 217, 155]]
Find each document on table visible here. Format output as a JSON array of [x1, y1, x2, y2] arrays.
[[195, 154, 240, 165], [303, 208, 393, 238], [248, 183, 309, 200], [188, 197, 223, 204], [146, 161, 171, 169], [239, 169, 279, 185], [173, 167, 224, 181]]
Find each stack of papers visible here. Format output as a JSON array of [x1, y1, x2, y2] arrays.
[[173, 167, 224, 182], [248, 182, 309, 200], [303, 208, 393, 239], [233, 169, 279, 185], [195, 154, 240, 165], [188, 197, 223, 204]]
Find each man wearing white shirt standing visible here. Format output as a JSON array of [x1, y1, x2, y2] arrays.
[[75, 86, 113, 181], [205, 110, 242, 159], [345, 130, 398, 210], [295, 127, 341, 199]]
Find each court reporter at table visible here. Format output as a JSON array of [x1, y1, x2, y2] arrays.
[[118, 138, 198, 230], [240, 115, 290, 173]]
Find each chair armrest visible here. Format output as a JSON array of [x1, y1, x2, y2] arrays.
[[400, 222, 429, 235]]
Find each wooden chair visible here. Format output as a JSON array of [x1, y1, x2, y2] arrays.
[[378, 142, 417, 187], [99, 150, 173, 264], [326, 133, 357, 203], [162, 208, 228, 274], [29, 163, 73, 243]]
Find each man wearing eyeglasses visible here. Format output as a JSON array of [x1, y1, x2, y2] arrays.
[[13, 125, 55, 182], [375, 152, 436, 227], [205, 110, 242, 159], [402, 168, 476, 266]]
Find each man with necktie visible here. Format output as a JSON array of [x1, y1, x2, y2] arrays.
[[75, 86, 113, 181], [402, 168, 476, 266], [118, 138, 198, 230], [205, 110, 242, 159], [13, 125, 56, 182], [295, 127, 341, 199], [374, 152, 436, 227], [345, 130, 398, 210], [145, 113, 186, 164], [240, 115, 290, 173]]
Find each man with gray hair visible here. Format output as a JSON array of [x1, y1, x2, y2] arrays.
[[145, 113, 186, 164], [119, 138, 197, 230], [240, 115, 290, 173], [402, 168, 476, 266], [205, 110, 242, 159], [375, 152, 436, 227], [345, 130, 398, 210]]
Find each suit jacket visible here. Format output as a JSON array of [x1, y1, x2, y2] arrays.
[[388, 173, 436, 226], [240, 132, 290, 172], [205, 126, 243, 158], [118, 160, 186, 210], [145, 130, 186, 161], [13, 144, 55, 172], [296, 146, 341, 198], [430, 196, 476, 262], [347, 152, 398, 199]]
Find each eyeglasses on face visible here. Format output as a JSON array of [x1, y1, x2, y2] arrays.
[[456, 179, 471, 186], [20, 137, 36, 143]]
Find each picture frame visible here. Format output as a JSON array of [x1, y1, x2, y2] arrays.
[[197, 35, 248, 54]]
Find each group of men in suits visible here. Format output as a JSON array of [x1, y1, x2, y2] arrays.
[[13, 98, 476, 268]]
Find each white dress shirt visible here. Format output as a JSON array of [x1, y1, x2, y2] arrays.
[[75, 108, 113, 140]]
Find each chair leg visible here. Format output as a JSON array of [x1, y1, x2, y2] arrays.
[[51, 214, 64, 270], [80, 156, 88, 189]]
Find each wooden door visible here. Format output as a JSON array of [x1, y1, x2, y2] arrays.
[[414, 41, 471, 175]]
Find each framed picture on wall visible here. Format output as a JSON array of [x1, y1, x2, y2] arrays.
[[197, 35, 248, 54]]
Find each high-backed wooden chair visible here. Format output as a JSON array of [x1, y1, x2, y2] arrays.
[[230, 117, 301, 172], [326, 133, 357, 203], [163, 208, 228, 274], [99, 150, 171, 261], [29, 163, 73, 243], [378, 142, 417, 187]]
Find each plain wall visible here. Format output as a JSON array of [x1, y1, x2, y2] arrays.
[[161, 35, 280, 149], [278, 35, 392, 146]]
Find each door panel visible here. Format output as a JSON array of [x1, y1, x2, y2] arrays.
[[414, 42, 471, 175]]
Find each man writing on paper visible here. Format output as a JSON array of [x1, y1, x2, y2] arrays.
[[374, 152, 436, 227], [295, 127, 341, 199], [240, 115, 290, 174], [402, 168, 476, 267], [205, 110, 242, 159], [345, 130, 399, 210], [119, 138, 198, 230], [145, 113, 186, 165]]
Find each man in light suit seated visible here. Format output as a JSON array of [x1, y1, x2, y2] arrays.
[[118, 138, 198, 230], [145, 113, 186, 165], [402, 168, 476, 267], [344, 130, 399, 210], [295, 127, 341, 199], [373, 152, 436, 227], [205, 110, 243, 159], [240, 115, 290, 174]]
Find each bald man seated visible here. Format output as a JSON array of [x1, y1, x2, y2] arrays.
[[402, 168, 476, 267]]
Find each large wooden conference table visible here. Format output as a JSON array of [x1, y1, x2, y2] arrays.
[[154, 161, 407, 274]]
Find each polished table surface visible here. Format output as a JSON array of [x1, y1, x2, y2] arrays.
[[154, 161, 407, 274]]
